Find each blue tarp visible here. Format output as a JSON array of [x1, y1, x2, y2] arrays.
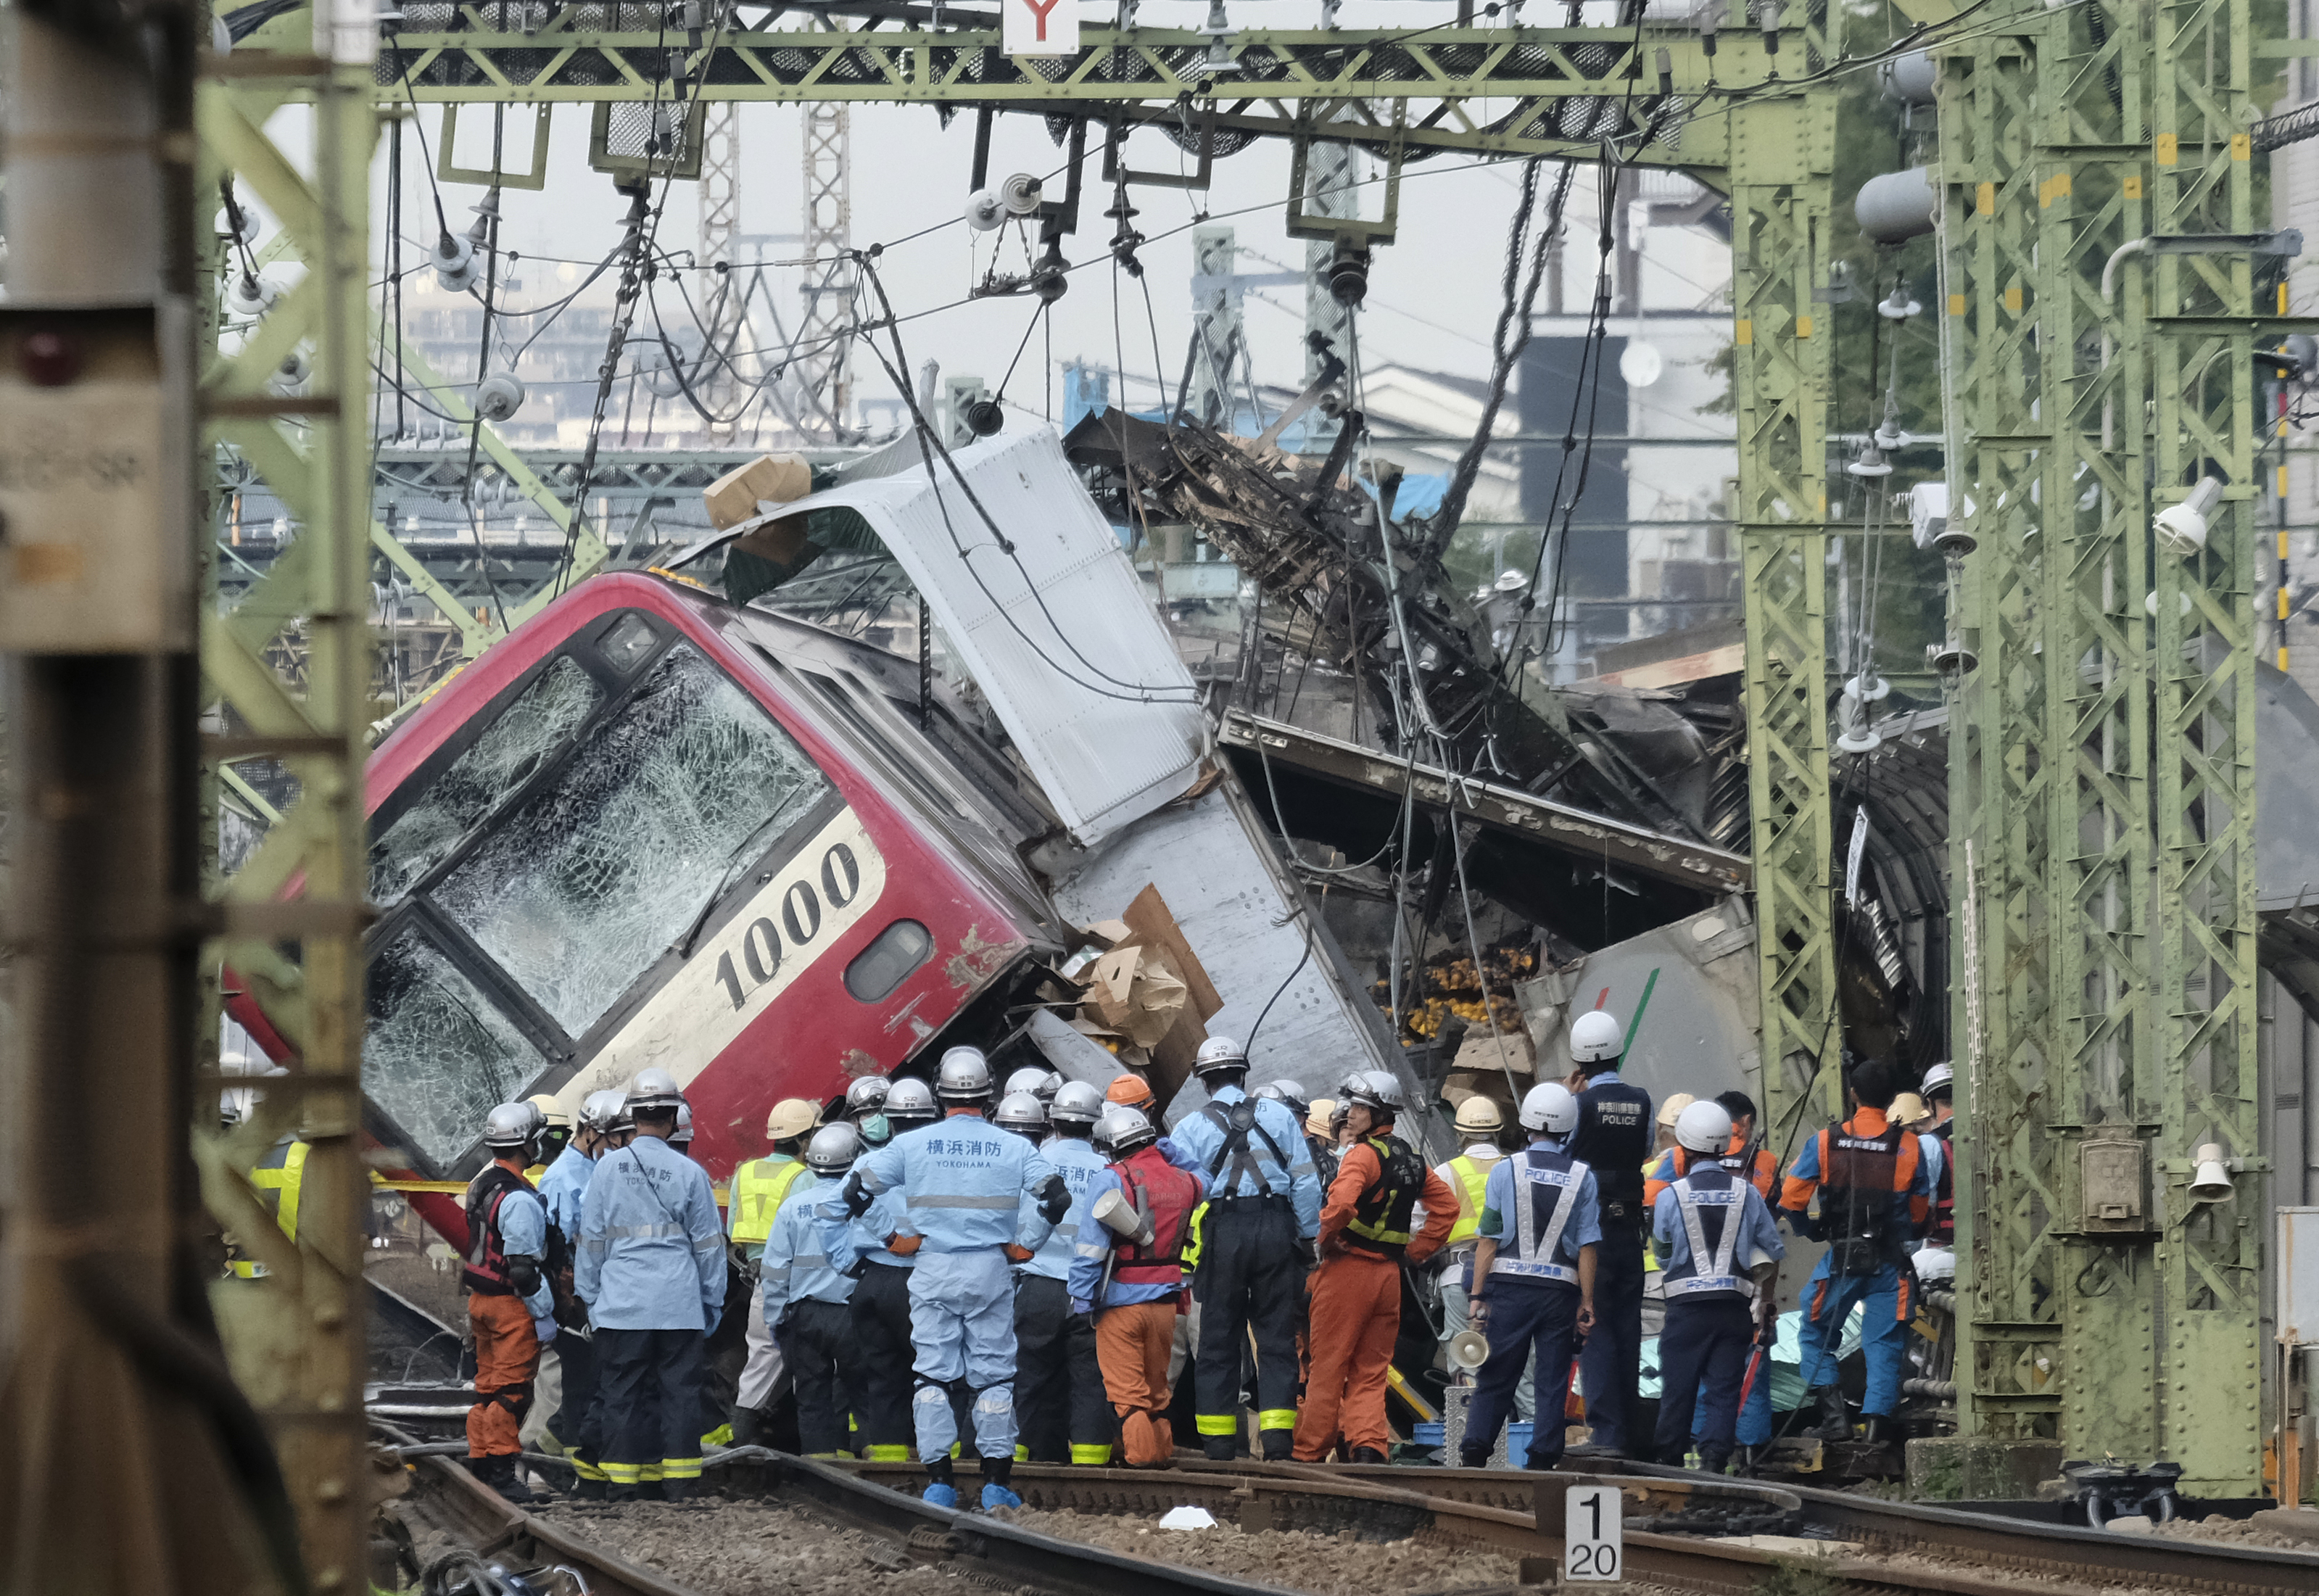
[[1634, 1306, 1865, 1413]]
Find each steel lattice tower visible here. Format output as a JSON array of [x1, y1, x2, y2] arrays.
[[797, 99, 855, 438], [698, 103, 745, 439]]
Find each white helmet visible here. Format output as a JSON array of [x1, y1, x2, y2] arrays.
[[482, 1102, 538, 1151], [1049, 1080, 1105, 1129], [845, 1076, 890, 1117], [671, 1100, 695, 1145], [805, 1121, 864, 1177], [1342, 1070, 1409, 1117], [1005, 1066, 1060, 1104], [1569, 1009, 1624, 1066], [1921, 1061, 1955, 1097], [1256, 1079, 1310, 1121], [627, 1067, 683, 1112], [994, 1090, 1047, 1137], [1096, 1104, 1158, 1157], [1674, 1099, 1734, 1155], [579, 1088, 628, 1134], [885, 1076, 938, 1123], [935, 1046, 995, 1102], [1194, 1035, 1249, 1078], [1519, 1082, 1581, 1135]]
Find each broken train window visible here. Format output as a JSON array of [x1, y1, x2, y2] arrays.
[[430, 642, 835, 1037], [365, 927, 550, 1169], [370, 654, 604, 906]]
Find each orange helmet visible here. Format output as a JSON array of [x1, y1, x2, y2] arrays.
[[1105, 1074, 1154, 1109]]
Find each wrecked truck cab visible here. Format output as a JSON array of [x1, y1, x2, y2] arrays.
[[236, 569, 1065, 1200]]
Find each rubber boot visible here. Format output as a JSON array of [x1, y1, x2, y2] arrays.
[[1809, 1386, 1851, 1441], [1203, 1436, 1236, 1463], [730, 1407, 764, 1450], [574, 1471, 608, 1502], [1262, 1431, 1294, 1463], [663, 1476, 698, 1503], [1350, 1446, 1387, 1464], [1459, 1447, 1492, 1469], [1861, 1415, 1898, 1447]]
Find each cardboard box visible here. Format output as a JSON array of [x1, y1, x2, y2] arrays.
[[704, 452, 812, 530]]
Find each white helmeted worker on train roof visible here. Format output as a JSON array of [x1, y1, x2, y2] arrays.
[[725, 1097, 821, 1447], [533, 1088, 627, 1497], [760, 1122, 869, 1458], [827, 1046, 1070, 1511], [576, 1067, 726, 1502], [524, 1093, 574, 1168]]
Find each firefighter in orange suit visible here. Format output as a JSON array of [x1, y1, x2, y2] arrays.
[[1292, 1071, 1456, 1462], [1071, 1105, 1207, 1465], [465, 1103, 558, 1502]]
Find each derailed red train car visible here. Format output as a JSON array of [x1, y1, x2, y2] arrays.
[[241, 571, 1064, 1199]]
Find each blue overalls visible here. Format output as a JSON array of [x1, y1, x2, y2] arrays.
[[1780, 1110, 1930, 1421], [851, 1112, 1056, 1469]]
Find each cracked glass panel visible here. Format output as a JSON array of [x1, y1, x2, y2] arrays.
[[432, 642, 832, 1038], [371, 655, 603, 906], [365, 927, 547, 1168]]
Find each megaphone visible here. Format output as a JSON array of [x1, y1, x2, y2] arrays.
[[1447, 1328, 1490, 1373], [1090, 1188, 1155, 1247]]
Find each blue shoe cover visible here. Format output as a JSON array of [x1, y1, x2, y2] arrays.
[[923, 1481, 959, 1509], [980, 1484, 1023, 1512]]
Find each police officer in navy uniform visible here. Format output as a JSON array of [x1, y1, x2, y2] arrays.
[[1460, 1082, 1599, 1469], [1650, 1100, 1785, 1472], [1562, 1008, 1653, 1455]]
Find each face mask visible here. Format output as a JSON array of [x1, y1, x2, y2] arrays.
[[861, 1113, 892, 1146]]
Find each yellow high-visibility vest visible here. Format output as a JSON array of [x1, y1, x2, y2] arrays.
[[249, 1139, 310, 1241], [727, 1155, 809, 1245], [1443, 1151, 1499, 1246]]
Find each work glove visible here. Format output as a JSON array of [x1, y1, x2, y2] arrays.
[[886, 1233, 924, 1257], [1033, 1173, 1072, 1225], [1468, 1295, 1491, 1333], [1293, 1235, 1317, 1268], [534, 1317, 558, 1347], [507, 1255, 543, 1298], [1001, 1243, 1035, 1262], [842, 1170, 875, 1217], [1070, 1297, 1092, 1317]]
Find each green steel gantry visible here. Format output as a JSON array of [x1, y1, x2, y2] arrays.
[[1938, 0, 2280, 1489], [215, 3, 1851, 1158], [202, 0, 2287, 1518]]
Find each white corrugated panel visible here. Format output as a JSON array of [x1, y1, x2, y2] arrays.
[[766, 426, 1205, 844]]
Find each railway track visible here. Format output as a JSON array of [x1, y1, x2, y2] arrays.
[[389, 1437, 2319, 1596]]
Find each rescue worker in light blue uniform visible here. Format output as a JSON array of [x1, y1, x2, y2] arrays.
[[576, 1068, 725, 1502], [762, 1122, 866, 1458], [819, 1077, 935, 1461], [534, 1088, 627, 1495], [999, 1083, 1115, 1465], [1651, 1100, 1784, 1473], [1167, 1035, 1323, 1460], [838, 1048, 1070, 1512]]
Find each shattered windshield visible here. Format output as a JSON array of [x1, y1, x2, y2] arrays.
[[431, 642, 833, 1038], [371, 656, 604, 906], [365, 927, 549, 1168]]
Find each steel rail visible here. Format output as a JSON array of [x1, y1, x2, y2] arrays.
[[405, 1441, 2318, 1596], [1281, 1460, 2319, 1595], [824, 1457, 2155, 1596]]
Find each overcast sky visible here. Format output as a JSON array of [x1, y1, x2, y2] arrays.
[[365, 0, 1610, 429]]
